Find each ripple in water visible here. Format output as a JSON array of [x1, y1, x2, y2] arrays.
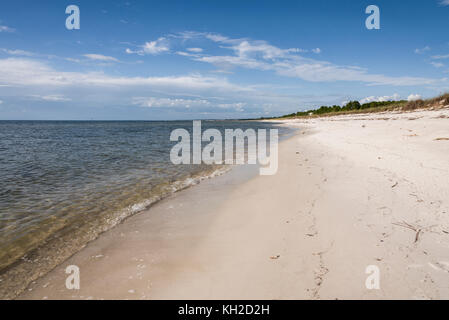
[[0, 120, 290, 298]]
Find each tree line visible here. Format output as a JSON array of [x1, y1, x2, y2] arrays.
[[279, 99, 406, 118]]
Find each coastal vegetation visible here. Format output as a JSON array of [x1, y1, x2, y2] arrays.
[[265, 93, 449, 120]]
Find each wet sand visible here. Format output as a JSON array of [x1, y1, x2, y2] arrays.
[[19, 107, 449, 300]]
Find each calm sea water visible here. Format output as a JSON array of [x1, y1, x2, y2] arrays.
[[0, 120, 289, 297]]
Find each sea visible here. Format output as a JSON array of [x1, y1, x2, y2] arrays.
[[0, 120, 290, 298]]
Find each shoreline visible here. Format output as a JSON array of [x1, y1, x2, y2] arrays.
[[0, 164, 232, 300], [1, 120, 291, 300], [17, 160, 264, 300], [16, 107, 449, 299]]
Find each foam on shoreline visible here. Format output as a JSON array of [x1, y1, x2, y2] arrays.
[[0, 165, 230, 299]]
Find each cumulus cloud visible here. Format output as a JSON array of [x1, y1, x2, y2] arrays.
[[83, 54, 119, 62], [142, 38, 169, 54], [407, 94, 422, 101], [359, 93, 401, 104], [361, 93, 423, 103], [126, 37, 169, 55]]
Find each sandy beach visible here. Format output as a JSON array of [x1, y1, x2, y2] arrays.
[[18, 107, 449, 300]]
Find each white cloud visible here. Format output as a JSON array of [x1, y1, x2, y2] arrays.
[[83, 54, 119, 62], [186, 48, 203, 53], [222, 39, 297, 60], [439, 0, 449, 6], [407, 94, 422, 101], [0, 48, 34, 56], [124, 31, 441, 87], [172, 32, 439, 86], [0, 57, 326, 115], [0, 100, 3, 104], [286, 48, 308, 53], [361, 93, 422, 103], [0, 25, 15, 33], [0, 58, 251, 92], [0, 57, 282, 115], [414, 46, 430, 54], [132, 97, 247, 112], [29, 94, 72, 102], [204, 33, 229, 43], [142, 38, 169, 54], [217, 102, 246, 112], [430, 61, 444, 68], [286, 48, 321, 54], [133, 97, 211, 108], [176, 51, 193, 57], [126, 37, 169, 55], [3, 27, 446, 118], [431, 54, 449, 59], [65, 57, 82, 63], [359, 93, 401, 104]]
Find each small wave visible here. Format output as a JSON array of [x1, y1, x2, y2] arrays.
[[0, 165, 230, 300], [97, 165, 230, 233]]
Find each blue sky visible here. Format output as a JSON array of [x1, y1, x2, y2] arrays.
[[0, 0, 449, 120]]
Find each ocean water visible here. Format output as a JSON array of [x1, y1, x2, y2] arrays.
[[0, 120, 289, 297]]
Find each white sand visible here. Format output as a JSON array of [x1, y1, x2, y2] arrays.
[[19, 108, 449, 300]]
